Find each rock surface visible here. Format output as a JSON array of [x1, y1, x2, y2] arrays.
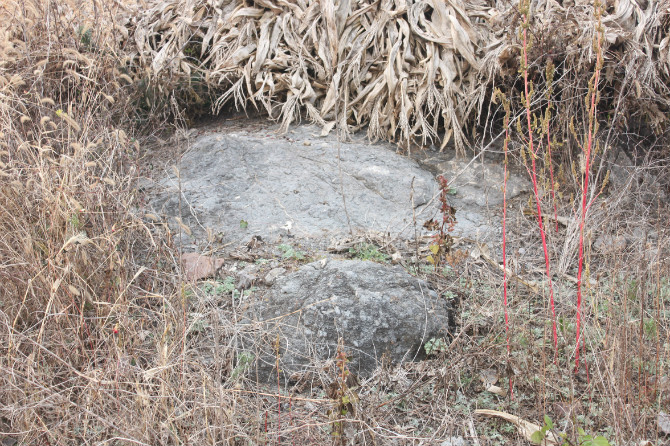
[[148, 125, 436, 249], [145, 122, 530, 250], [241, 259, 452, 383], [419, 155, 530, 243]]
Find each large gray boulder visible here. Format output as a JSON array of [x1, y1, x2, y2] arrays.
[[148, 125, 436, 250], [240, 259, 452, 384], [144, 122, 535, 252]]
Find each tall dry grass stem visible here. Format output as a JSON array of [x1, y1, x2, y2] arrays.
[[519, 0, 558, 360], [575, 0, 605, 373]]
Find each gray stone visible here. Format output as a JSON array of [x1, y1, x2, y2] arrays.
[[236, 273, 255, 290], [594, 234, 628, 253], [147, 125, 437, 250], [144, 122, 531, 251], [240, 259, 451, 383], [431, 157, 531, 243], [609, 149, 667, 203], [436, 158, 529, 208], [658, 411, 670, 435]]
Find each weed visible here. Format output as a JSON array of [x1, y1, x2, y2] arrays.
[[327, 343, 359, 445], [277, 243, 306, 261], [426, 175, 457, 268], [200, 277, 253, 302], [574, 0, 605, 373], [230, 352, 254, 381], [187, 312, 210, 334], [424, 337, 448, 356], [533, 415, 610, 446], [348, 243, 389, 262], [519, 0, 558, 358]]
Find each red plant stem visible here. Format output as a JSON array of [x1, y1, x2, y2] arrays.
[[501, 94, 513, 399], [521, 13, 558, 358], [277, 338, 281, 446], [181, 285, 186, 386], [576, 22, 602, 372]]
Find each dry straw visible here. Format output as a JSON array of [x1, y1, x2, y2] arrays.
[[125, 0, 669, 152]]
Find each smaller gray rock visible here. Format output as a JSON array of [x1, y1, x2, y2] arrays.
[[241, 259, 452, 383], [609, 149, 667, 203], [437, 158, 530, 208], [594, 234, 627, 253]]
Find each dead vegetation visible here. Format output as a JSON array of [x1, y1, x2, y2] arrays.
[[1, 0, 669, 445], [122, 0, 669, 153]]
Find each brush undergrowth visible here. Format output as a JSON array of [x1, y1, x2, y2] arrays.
[[1, 0, 668, 445], [0, 1, 239, 443]]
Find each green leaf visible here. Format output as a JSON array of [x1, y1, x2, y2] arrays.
[[544, 415, 554, 430], [592, 436, 610, 446], [580, 435, 594, 446], [531, 430, 546, 444], [239, 219, 248, 229]]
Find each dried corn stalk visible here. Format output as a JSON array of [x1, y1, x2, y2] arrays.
[[128, 0, 498, 153], [126, 0, 669, 152]]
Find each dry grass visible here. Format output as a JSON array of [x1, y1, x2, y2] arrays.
[[1, 0, 670, 445], [121, 0, 669, 154], [0, 1, 211, 443]]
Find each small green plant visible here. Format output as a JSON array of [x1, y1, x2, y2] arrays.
[[531, 415, 555, 444], [69, 213, 81, 230], [644, 318, 657, 339], [348, 243, 389, 262], [202, 277, 253, 300], [77, 25, 93, 49], [277, 244, 305, 261], [424, 337, 448, 356], [230, 352, 254, 381], [202, 277, 235, 295], [187, 312, 209, 334], [532, 415, 610, 446]]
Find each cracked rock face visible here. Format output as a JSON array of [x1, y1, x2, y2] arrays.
[[148, 126, 437, 249], [146, 122, 532, 250], [241, 259, 452, 383]]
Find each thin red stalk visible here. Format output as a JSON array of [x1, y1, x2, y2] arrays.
[[501, 91, 513, 399], [182, 290, 186, 386], [521, 12, 558, 358], [576, 20, 602, 372], [276, 337, 282, 446]]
